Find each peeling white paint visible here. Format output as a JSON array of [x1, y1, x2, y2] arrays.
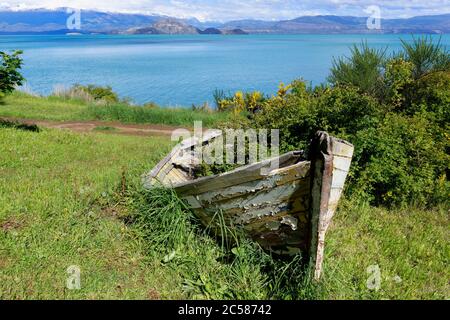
[[281, 216, 298, 231]]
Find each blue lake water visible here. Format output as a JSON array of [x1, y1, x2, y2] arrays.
[[1, 34, 449, 107]]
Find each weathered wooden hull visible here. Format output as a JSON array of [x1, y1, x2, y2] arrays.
[[144, 131, 354, 279]]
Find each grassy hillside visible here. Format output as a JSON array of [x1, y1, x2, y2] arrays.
[[0, 92, 231, 127], [0, 126, 174, 299], [0, 125, 447, 299]]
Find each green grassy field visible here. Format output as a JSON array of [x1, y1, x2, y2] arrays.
[[0, 92, 231, 127], [0, 126, 174, 299], [0, 123, 447, 299]]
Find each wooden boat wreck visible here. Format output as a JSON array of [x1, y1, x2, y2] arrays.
[[144, 131, 354, 280]]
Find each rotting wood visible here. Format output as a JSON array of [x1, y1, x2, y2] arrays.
[[144, 130, 354, 280]]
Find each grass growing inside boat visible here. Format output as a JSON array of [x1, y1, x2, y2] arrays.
[[0, 91, 232, 127], [0, 126, 447, 299]]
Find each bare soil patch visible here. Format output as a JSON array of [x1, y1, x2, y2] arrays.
[[1, 117, 184, 137]]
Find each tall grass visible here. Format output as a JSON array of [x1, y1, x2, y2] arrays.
[[15, 83, 39, 97], [0, 91, 233, 127], [83, 103, 231, 127], [52, 84, 97, 104]]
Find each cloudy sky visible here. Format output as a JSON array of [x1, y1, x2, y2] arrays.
[[1, 0, 449, 21]]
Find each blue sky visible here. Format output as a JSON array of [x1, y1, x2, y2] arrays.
[[1, 0, 449, 21]]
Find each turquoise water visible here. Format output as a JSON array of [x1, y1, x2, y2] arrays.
[[1, 34, 449, 107]]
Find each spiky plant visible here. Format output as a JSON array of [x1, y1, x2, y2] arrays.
[[401, 35, 450, 79], [328, 42, 387, 97]]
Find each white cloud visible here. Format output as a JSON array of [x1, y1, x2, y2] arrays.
[[1, 0, 449, 21]]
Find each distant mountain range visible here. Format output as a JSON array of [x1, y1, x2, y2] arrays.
[[0, 8, 449, 35], [221, 14, 450, 34], [123, 19, 247, 35]]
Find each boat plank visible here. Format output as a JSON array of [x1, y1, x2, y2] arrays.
[[192, 190, 310, 231], [332, 141, 354, 158], [192, 178, 310, 219], [175, 152, 303, 196], [192, 163, 310, 204], [333, 155, 352, 172]]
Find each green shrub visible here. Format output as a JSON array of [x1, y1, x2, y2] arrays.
[[77, 84, 120, 104], [52, 84, 120, 105], [384, 57, 415, 109], [407, 71, 450, 125], [249, 80, 317, 152], [0, 50, 25, 100], [349, 113, 448, 206], [71, 84, 120, 104], [249, 82, 383, 153], [314, 85, 384, 137], [215, 88, 266, 115]]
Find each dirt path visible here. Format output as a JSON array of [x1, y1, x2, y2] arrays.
[[1, 117, 185, 137]]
